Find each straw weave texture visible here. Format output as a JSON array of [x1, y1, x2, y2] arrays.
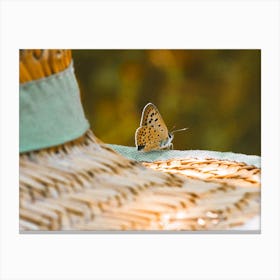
[[20, 49, 72, 84], [20, 130, 260, 231]]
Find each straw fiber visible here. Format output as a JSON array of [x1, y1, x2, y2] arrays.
[[20, 130, 260, 231], [20, 49, 72, 84]]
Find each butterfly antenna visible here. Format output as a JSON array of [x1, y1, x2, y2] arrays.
[[171, 127, 188, 134]]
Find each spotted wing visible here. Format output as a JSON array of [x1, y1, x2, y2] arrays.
[[135, 126, 165, 151], [139, 103, 169, 138]]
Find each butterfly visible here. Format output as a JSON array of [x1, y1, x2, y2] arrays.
[[135, 103, 187, 152]]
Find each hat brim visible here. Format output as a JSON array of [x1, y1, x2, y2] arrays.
[[20, 129, 260, 231]]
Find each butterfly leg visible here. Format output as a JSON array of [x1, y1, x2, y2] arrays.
[[160, 143, 173, 150]]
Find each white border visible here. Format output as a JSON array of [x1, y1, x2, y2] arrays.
[[1, 1, 279, 279]]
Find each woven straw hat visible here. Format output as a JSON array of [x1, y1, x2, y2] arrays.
[[19, 49, 260, 231]]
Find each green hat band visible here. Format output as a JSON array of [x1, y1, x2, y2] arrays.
[[20, 62, 89, 153]]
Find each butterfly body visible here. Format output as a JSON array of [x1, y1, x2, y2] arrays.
[[135, 103, 185, 152], [160, 133, 174, 149]]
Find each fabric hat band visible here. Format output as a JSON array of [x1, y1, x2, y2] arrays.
[[20, 62, 89, 153]]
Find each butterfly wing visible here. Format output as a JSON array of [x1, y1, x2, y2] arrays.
[[135, 103, 170, 151], [135, 126, 164, 151], [139, 103, 169, 138]]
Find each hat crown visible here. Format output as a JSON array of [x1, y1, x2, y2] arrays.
[[20, 49, 72, 84]]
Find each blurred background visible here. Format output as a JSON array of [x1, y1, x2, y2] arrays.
[[72, 50, 261, 155]]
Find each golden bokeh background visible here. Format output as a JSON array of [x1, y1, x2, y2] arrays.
[[73, 50, 260, 155]]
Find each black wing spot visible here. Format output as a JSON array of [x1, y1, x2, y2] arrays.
[[137, 145, 145, 151], [158, 124, 161, 127], [155, 118, 158, 122]]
